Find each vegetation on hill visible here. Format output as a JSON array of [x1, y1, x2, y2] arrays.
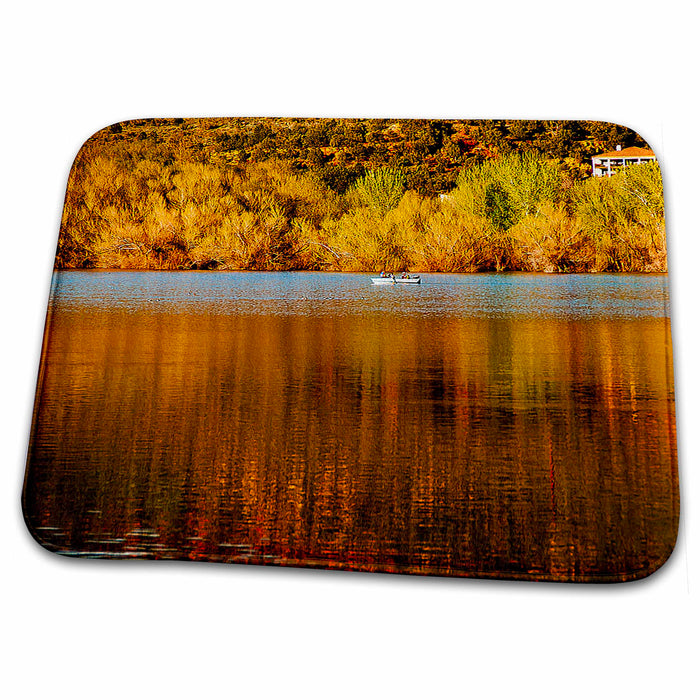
[[56, 118, 665, 273]]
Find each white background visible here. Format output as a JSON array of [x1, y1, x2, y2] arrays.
[[2, 2, 697, 698]]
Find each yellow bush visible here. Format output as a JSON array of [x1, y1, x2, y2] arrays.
[[56, 143, 666, 273]]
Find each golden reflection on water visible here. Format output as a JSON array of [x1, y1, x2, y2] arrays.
[[25, 275, 678, 581]]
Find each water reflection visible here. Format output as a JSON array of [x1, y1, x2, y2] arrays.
[[24, 272, 678, 581]]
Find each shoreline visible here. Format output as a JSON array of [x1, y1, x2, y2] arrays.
[[52, 266, 669, 275]]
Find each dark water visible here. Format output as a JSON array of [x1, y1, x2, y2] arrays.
[[24, 272, 678, 581]]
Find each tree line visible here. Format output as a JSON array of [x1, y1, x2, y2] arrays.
[[56, 119, 664, 273], [100, 117, 650, 195]]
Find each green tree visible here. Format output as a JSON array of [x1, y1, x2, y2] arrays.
[[484, 183, 515, 230], [353, 167, 406, 213]]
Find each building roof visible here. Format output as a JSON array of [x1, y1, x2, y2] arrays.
[[593, 146, 656, 159]]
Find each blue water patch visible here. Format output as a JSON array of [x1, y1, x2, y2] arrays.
[[50, 271, 670, 320]]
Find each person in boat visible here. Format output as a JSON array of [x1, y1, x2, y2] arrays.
[[401, 271, 408, 279], [380, 271, 387, 278]]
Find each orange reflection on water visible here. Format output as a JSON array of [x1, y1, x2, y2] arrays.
[[25, 277, 678, 581]]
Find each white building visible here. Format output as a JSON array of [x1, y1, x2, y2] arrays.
[[591, 145, 656, 177]]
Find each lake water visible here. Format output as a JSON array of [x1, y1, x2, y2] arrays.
[[24, 272, 678, 581]]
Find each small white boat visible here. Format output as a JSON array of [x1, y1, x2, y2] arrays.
[[371, 277, 396, 285], [371, 274, 421, 285]]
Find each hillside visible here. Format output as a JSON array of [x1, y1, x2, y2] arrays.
[[57, 118, 663, 273], [90, 117, 650, 195]]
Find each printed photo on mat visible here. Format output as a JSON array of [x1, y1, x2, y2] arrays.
[[23, 118, 678, 582]]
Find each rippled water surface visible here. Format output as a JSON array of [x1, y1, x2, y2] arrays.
[[51, 270, 670, 318], [25, 272, 678, 581]]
